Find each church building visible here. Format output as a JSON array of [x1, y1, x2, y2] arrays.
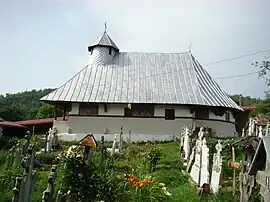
[[41, 27, 242, 140]]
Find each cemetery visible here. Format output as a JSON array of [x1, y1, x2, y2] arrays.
[[0, 120, 269, 201]]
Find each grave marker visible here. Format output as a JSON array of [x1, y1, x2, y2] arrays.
[[210, 140, 223, 194], [200, 138, 210, 187], [42, 165, 57, 202], [78, 134, 98, 165]]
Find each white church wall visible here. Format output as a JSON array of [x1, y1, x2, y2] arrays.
[[60, 103, 236, 139]]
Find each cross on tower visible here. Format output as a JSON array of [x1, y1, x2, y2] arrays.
[[104, 21, 107, 32]]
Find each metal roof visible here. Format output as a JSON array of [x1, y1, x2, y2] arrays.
[[88, 31, 119, 51], [41, 51, 242, 110]]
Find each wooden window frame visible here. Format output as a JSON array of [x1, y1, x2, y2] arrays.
[[195, 107, 209, 119], [225, 112, 230, 122], [124, 104, 154, 117], [79, 103, 99, 116], [165, 109, 175, 120]]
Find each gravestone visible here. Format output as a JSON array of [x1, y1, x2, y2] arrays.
[[110, 134, 118, 156], [251, 119, 255, 135], [190, 129, 204, 185], [186, 147, 195, 172], [266, 122, 270, 136], [258, 126, 263, 138], [242, 128, 245, 137], [199, 138, 210, 187], [183, 127, 190, 165], [248, 118, 252, 136], [118, 124, 123, 152], [42, 165, 57, 202], [52, 126, 58, 150], [12, 144, 37, 202], [210, 140, 223, 194], [46, 129, 53, 152]]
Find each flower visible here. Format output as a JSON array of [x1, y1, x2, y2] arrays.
[[142, 180, 152, 184], [135, 182, 145, 188], [128, 176, 139, 184]]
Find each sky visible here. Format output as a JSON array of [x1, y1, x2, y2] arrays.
[[0, 0, 269, 98]]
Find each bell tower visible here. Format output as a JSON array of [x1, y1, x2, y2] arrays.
[[88, 23, 119, 65]]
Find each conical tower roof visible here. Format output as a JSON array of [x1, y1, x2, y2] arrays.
[[88, 31, 119, 51]]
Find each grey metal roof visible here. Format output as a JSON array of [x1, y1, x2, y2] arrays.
[[41, 51, 242, 110], [88, 32, 119, 51]]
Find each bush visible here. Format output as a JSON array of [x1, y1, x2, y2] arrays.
[[0, 136, 18, 150], [37, 152, 58, 165]]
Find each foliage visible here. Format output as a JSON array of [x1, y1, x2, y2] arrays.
[[255, 98, 270, 119], [59, 146, 124, 202], [0, 89, 55, 121], [0, 164, 23, 201], [35, 104, 55, 119], [36, 152, 58, 165], [230, 94, 262, 106], [252, 60, 270, 96], [0, 136, 18, 150], [145, 146, 162, 172]]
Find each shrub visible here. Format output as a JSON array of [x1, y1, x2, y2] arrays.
[[37, 152, 58, 165], [145, 146, 162, 172], [0, 136, 18, 150]]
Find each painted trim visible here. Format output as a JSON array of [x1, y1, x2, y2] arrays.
[[68, 114, 236, 124]]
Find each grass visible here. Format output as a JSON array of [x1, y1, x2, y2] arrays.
[[0, 138, 253, 202]]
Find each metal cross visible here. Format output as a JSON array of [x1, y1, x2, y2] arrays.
[[188, 40, 192, 52], [104, 21, 107, 32]]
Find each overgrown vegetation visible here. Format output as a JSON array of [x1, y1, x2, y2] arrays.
[[0, 136, 256, 202]]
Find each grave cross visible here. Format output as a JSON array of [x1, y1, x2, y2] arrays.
[[42, 165, 57, 202]]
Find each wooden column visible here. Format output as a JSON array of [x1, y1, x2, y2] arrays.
[[54, 106, 57, 120], [63, 107, 66, 121]]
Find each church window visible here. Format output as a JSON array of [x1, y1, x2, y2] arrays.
[[225, 112, 230, 122], [165, 109, 175, 120], [195, 106, 209, 119], [79, 103, 98, 116], [124, 104, 154, 117], [109, 47, 112, 55]]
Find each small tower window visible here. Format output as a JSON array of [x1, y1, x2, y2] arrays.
[[225, 112, 230, 122], [90, 48, 93, 55], [109, 47, 112, 55]]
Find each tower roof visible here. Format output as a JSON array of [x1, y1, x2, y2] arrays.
[[88, 31, 119, 51]]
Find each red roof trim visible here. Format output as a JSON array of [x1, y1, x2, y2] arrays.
[[0, 121, 26, 128], [241, 106, 256, 111], [15, 117, 67, 125]]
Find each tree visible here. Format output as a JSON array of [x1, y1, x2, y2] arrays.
[[252, 61, 270, 97], [0, 89, 55, 121], [35, 104, 55, 119], [252, 60, 270, 119]]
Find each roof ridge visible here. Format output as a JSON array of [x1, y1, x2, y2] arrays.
[[120, 51, 191, 54]]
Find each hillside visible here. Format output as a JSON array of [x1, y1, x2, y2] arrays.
[[0, 89, 55, 121]]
